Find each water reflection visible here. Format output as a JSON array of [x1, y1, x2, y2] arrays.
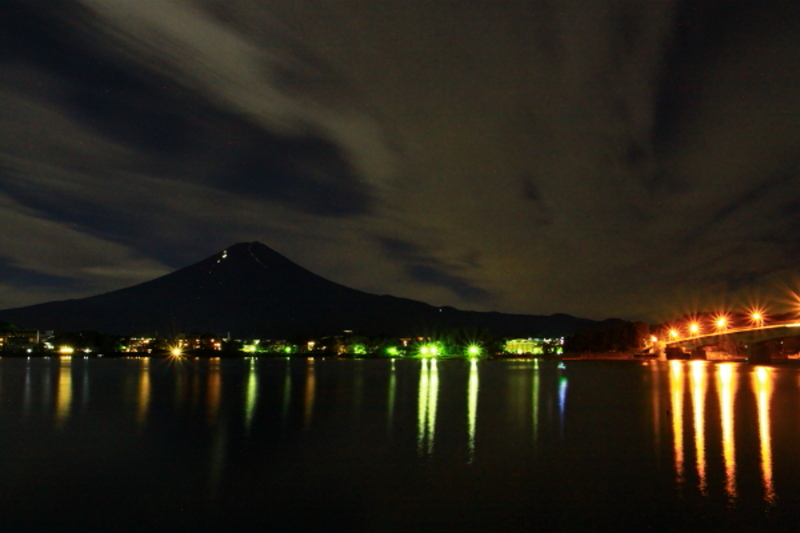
[[244, 359, 258, 432], [558, 372, 568, 437], [281, 360, 292, 424], [5, 355, 797, 513], [387, 359, 396, 436], [532, 360, 540, 447], [752, 366, 776, 505], [23, 362, 31, 419], [669, 361, 685, 487], [417, 358, 439, 456], [717, 363, 738, 504], [81, 360, 90, 413], [42, 361, 52, 415], [137, 358, 150, 429], [666, 361, 781, 506], [649, 363, 662, 453], [174, 363, 186, 410], [207, 358, 221, 425], [467, 359, 479, 464], [304, 359, 316, 431], [690, 361, 708, 496], [55, 356, 72, 428]]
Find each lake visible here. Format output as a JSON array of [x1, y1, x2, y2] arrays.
[[1, 356, 800, 532]]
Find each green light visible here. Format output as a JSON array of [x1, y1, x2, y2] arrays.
[[467, 345, 481, 357], [284, 346, 292, 354], [386, 346, 399, 356], [420, 346, 430, 355]]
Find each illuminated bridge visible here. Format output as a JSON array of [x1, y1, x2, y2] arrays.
[[664, 321, 800, 363]]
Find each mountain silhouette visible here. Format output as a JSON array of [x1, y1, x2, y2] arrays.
[[0, 242, 604, 338]]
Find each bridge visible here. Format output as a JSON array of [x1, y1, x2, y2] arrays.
[[663, 321, 800, 363]]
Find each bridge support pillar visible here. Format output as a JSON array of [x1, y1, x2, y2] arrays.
[[747, 342, 771, 364], [690, 347, 706, 360], [665, 346, 689, 360]]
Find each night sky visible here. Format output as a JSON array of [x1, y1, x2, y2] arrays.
[[2, 0, 800, 322]]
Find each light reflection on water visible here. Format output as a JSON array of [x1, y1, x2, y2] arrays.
[[207, 358, 221, 425], [3, 356, 800, 530], [666, 360, 780, 507], [303, 358, 316, 431], [717, 363, 737, 504], [137, 357, 150, 429], [417, 358, 439, 456], [690, 360, 708, 496], [669, 361, 685, 487], [467, 359, 479, 463], [753, 366, 776, 505], [387, 359, 397, 435], [532, 359, 540, 446], [558, 372, 567, 436], [55, 356, 72, 428], [244, 358, 258, 432]]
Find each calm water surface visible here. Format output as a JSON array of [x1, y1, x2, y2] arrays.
[[2, 357, 800, 532]]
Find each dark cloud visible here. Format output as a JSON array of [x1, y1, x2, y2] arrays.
[[0, 258, 83, 292], [653, 0, 800, 149], [0, 0, 375, 220], [406, 264, 490, 303], [378, 238, 490, 303]]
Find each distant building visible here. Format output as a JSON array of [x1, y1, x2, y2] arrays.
[[505, 338, 564, 355], [0, 329, 41, 352], [123, 337, 157, 353]]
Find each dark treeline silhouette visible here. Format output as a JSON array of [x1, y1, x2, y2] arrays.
[[564, 320, 650, 353]]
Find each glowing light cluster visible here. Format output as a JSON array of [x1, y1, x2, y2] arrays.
[[419, 344, 441, 357], [662, 307, 777, 342]]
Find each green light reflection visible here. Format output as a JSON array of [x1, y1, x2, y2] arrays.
[[417, 359, 429, 454], [304, 359, 316, 431], [532, 360, 540, 447], [417, 358, 440, 456], [244, 358, 258, 433], [467, 359, 479, 464], [387, 359, 396, 436], [427, 359, 439, 455]]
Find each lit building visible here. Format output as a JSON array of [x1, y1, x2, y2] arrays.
[[504, 338, 564, 355], [0, 330, 41, 352]]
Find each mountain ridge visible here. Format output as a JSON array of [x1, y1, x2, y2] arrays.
[[0, 242, 605, 338]]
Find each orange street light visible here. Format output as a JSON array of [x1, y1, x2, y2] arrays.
[[714, 316, 728, 331], [749, 310, 766, 327], [669, 329, 679, 340], [688, 322, 700, 336]]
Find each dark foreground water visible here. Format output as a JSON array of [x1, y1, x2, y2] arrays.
[[2, 357, 800, 532]]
